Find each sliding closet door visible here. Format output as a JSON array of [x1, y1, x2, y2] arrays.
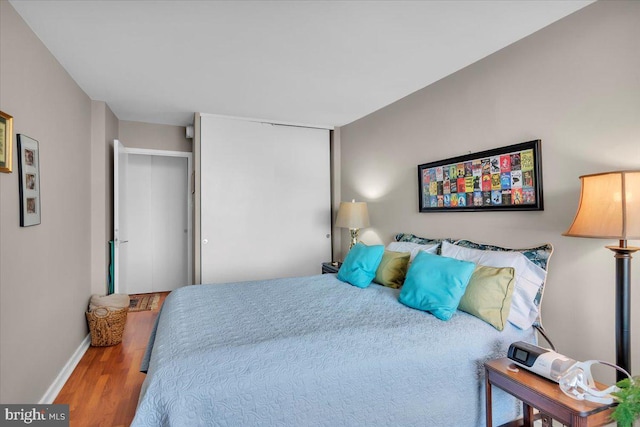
[[122, 153, 190, 293], [200, 116, 331, 284]]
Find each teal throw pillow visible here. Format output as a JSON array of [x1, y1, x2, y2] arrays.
[[399, 251, 476, 321], [337, 243, 385, 288]]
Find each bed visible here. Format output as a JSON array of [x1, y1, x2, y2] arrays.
[[131, 272, 537, 426]]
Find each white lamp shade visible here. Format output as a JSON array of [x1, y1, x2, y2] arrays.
[[335, 201, 370, 229], [564, 170, 640, 240]]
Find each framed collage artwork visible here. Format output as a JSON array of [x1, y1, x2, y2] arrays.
[[17, 134, 41, 226], [417, 140, 543, 212]]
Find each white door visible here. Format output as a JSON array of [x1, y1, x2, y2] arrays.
[[149, 155, 190, 291], [114, 142, 192, 294], [123, 154, 153, 294], [199, 115, 331, 284]]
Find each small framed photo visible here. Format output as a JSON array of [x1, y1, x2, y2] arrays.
[[417, 140, 543, 212], [0, 111, 13, 173], [17, 134, 41, 226]]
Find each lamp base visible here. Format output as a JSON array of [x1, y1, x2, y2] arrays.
[[349, 228, 360, 249]]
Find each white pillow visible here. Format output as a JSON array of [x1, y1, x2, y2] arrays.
[[440, 241, 546, 330], [386, 241, 438, 262]]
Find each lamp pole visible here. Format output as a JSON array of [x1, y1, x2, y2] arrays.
[[564, 171, 640, 384], [607, 241, 639, 382]]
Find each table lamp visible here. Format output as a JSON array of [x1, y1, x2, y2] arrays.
[[335, 199, 370, 249], [563, 170, 640, 381]]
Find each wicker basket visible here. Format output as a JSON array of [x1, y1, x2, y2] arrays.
[[86, 306, 128, 346]]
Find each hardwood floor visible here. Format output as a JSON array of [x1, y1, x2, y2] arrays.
[[54, 293, 168, 427]]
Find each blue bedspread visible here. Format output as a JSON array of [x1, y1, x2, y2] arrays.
[[132, 274, 534, 426]]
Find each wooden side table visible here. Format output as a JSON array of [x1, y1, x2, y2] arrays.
[[321, 262, 341, 274], [485, 358, 615, 427]]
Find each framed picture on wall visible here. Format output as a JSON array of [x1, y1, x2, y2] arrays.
[[0, 111, 13, 173], [417, 140, 543, 212], [17, 134, 41, 226]]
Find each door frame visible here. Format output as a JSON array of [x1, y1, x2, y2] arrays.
[[114, 144, 193, 293]]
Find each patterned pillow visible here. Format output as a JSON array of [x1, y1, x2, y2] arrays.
[[453, 240, 553, 271], [452, 239, 553, 328]]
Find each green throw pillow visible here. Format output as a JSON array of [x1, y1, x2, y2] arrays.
[[458, 265, 515, 331], [374, 250, 410, 288]]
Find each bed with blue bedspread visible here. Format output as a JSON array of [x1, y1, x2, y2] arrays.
[[131, 273, 535, 427]]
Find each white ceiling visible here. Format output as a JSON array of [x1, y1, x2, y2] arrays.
[[10, 0, 593, 129]]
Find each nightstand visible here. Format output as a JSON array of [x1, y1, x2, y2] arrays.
[[321, 262, 341, 274], [485, 358, 615, 427]]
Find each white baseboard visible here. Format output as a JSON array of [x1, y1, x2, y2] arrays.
[[39, 334, 91, 404]]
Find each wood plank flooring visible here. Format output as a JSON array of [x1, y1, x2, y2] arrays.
[[54, 293, 168, 427]]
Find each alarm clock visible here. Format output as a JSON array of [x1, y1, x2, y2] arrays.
[[507, 341, 577, 383]]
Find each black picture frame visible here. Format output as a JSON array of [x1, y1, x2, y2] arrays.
[[17, 134, 41, 226], [417, 140, 543, 212]]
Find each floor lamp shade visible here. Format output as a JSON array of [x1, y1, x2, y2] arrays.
[[563, 170, 640, 381], [563, 171, 640, 240], [335, 200, 370, 249]]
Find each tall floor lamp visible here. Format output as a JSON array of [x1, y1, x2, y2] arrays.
[[335, 199, 370, 249], [563, 170, 640, 381]]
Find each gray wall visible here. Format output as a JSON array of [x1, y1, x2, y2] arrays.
[[90, 101, 118, 295], [0, 0, 92, 403], [0, 1, 195, 403], [119, 120, 191, 153], [339, 0, 640, 377]]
